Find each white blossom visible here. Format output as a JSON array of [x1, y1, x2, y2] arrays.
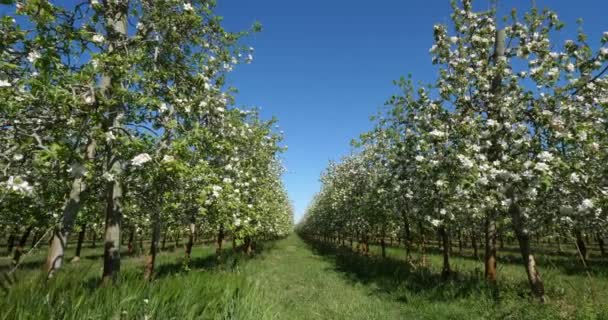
[[131, 153, 152, 166]]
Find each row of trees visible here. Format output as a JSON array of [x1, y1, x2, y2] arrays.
[[299, 0, 608, 302], [1, 0, 293, 283]]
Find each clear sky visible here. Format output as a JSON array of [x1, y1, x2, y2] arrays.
[[216, 0, 607, 222]]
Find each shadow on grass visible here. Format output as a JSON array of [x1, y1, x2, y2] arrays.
[[301, 236, 496, 303], [154, 240, 279, 280]]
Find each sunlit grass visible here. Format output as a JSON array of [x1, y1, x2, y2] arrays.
[[1, 235, 607, 319]]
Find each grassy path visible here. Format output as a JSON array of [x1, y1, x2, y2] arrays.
[[243, 235, 410, 319]]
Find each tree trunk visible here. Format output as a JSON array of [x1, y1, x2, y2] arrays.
[[458, 229, 463, 255], [71, 225, 86, 262], [91, 230, 97, 248], [12, 226, 33, 265], [161, 231, 167, 251], [144, 212, 161, 281], [556, 234, 563, 254], [439, 226, 451, 278], [30, 229, 41, 249], [484, 28, 505, 284], [101, 174, 123, 285], [45, 139, 96, 278], [100, 1, 128, 285], [404, 215, 412, 261], [243, 236, 253, 255], [185, 220, 195, 264], [216, 225, 225, 259], [127, 228, 135, 256], [484, 215, 498, 282], [472, 232, 479, 259], [6, 228, 17, 256], [597, 233, 606, 256], [510, 200, 545, 302], [574, 229, 588, 265], [380, 238, 386, 258], [419, 222, 427, 266]]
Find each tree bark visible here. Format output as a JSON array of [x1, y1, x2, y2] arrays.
[[216, 225, 225, 259], [185, 221, 195, 264], [243, 236, 253, 255], [439, 225, 451, 278], [144, 212, 161, 281], [484, 215, 498, 282], [127, 227, 135, 256], [574, 229, 588, 265], [12, 226, 33, 265], [72, 224, 86, 262], [510, 199, 545, 302], [45, 139, 96, 277], [472, 231, 479, 259], [100, 0, 128, 285], [6, 228, 17, 256], [597, 233, 606, 256]]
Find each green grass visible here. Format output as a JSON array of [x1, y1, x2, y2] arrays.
[[1, 235, 607, 319]]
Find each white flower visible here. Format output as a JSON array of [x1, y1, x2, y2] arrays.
[[449, 36, 458, 44], [136, 22, 144, 30], [566, 63, 575, 72], [5, 176, 34, 194], [13, 154, 24, 161], [0, 79, 11, 87], [415, 155, 424, 162], [429, 129, 445, 138], [102, 172, 116, 182], [534, 162, 550, 172], [569, 172, 580, 183], [84, 94, 94, 104], [159, 102, 169, 112], [143, 298, 149, 304], [247, 204, 253, 209], [105, 131, 116, 142], [92, 34, 105, 43], [435, 180, 446, 187], [234, 218, 242, 227], [430, 219, 441, 227], [162, 155, 175, 163], [91, 0, 99, 5], [578, 199, 594, 211], [537, 151, 554, 162], [457, 154, 474, 169], [131, 153, 152, 166], [183, 3, 194, 11], [27, 51, 41, 63]]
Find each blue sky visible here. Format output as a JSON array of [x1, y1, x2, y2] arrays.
[[216, 0, 607, 222]]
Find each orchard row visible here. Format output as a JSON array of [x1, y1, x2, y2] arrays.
[[299, 0, 608, 303], [0, 0, 293, 283]]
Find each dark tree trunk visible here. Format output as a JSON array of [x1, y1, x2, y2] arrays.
[[185, 222, 195, 264], [597, 233, 606, 256], [458, 229, 463, 255], [72, 225, 86, 262], [243, 236, 253, 255], [472, 232, 479, 259], [127, 228, 135, 256], [161, 231, 167, 251], [574, 229, 588, 265], [485, 215, 498, 282], [12, 226, 33, 265], [144, 213, 161, 281], [216, 225, 225, 259], [439, 226, 451, 278], [6, 229, 17, 256]]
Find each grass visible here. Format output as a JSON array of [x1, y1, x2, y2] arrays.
[[1, 234, 607, 319]]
